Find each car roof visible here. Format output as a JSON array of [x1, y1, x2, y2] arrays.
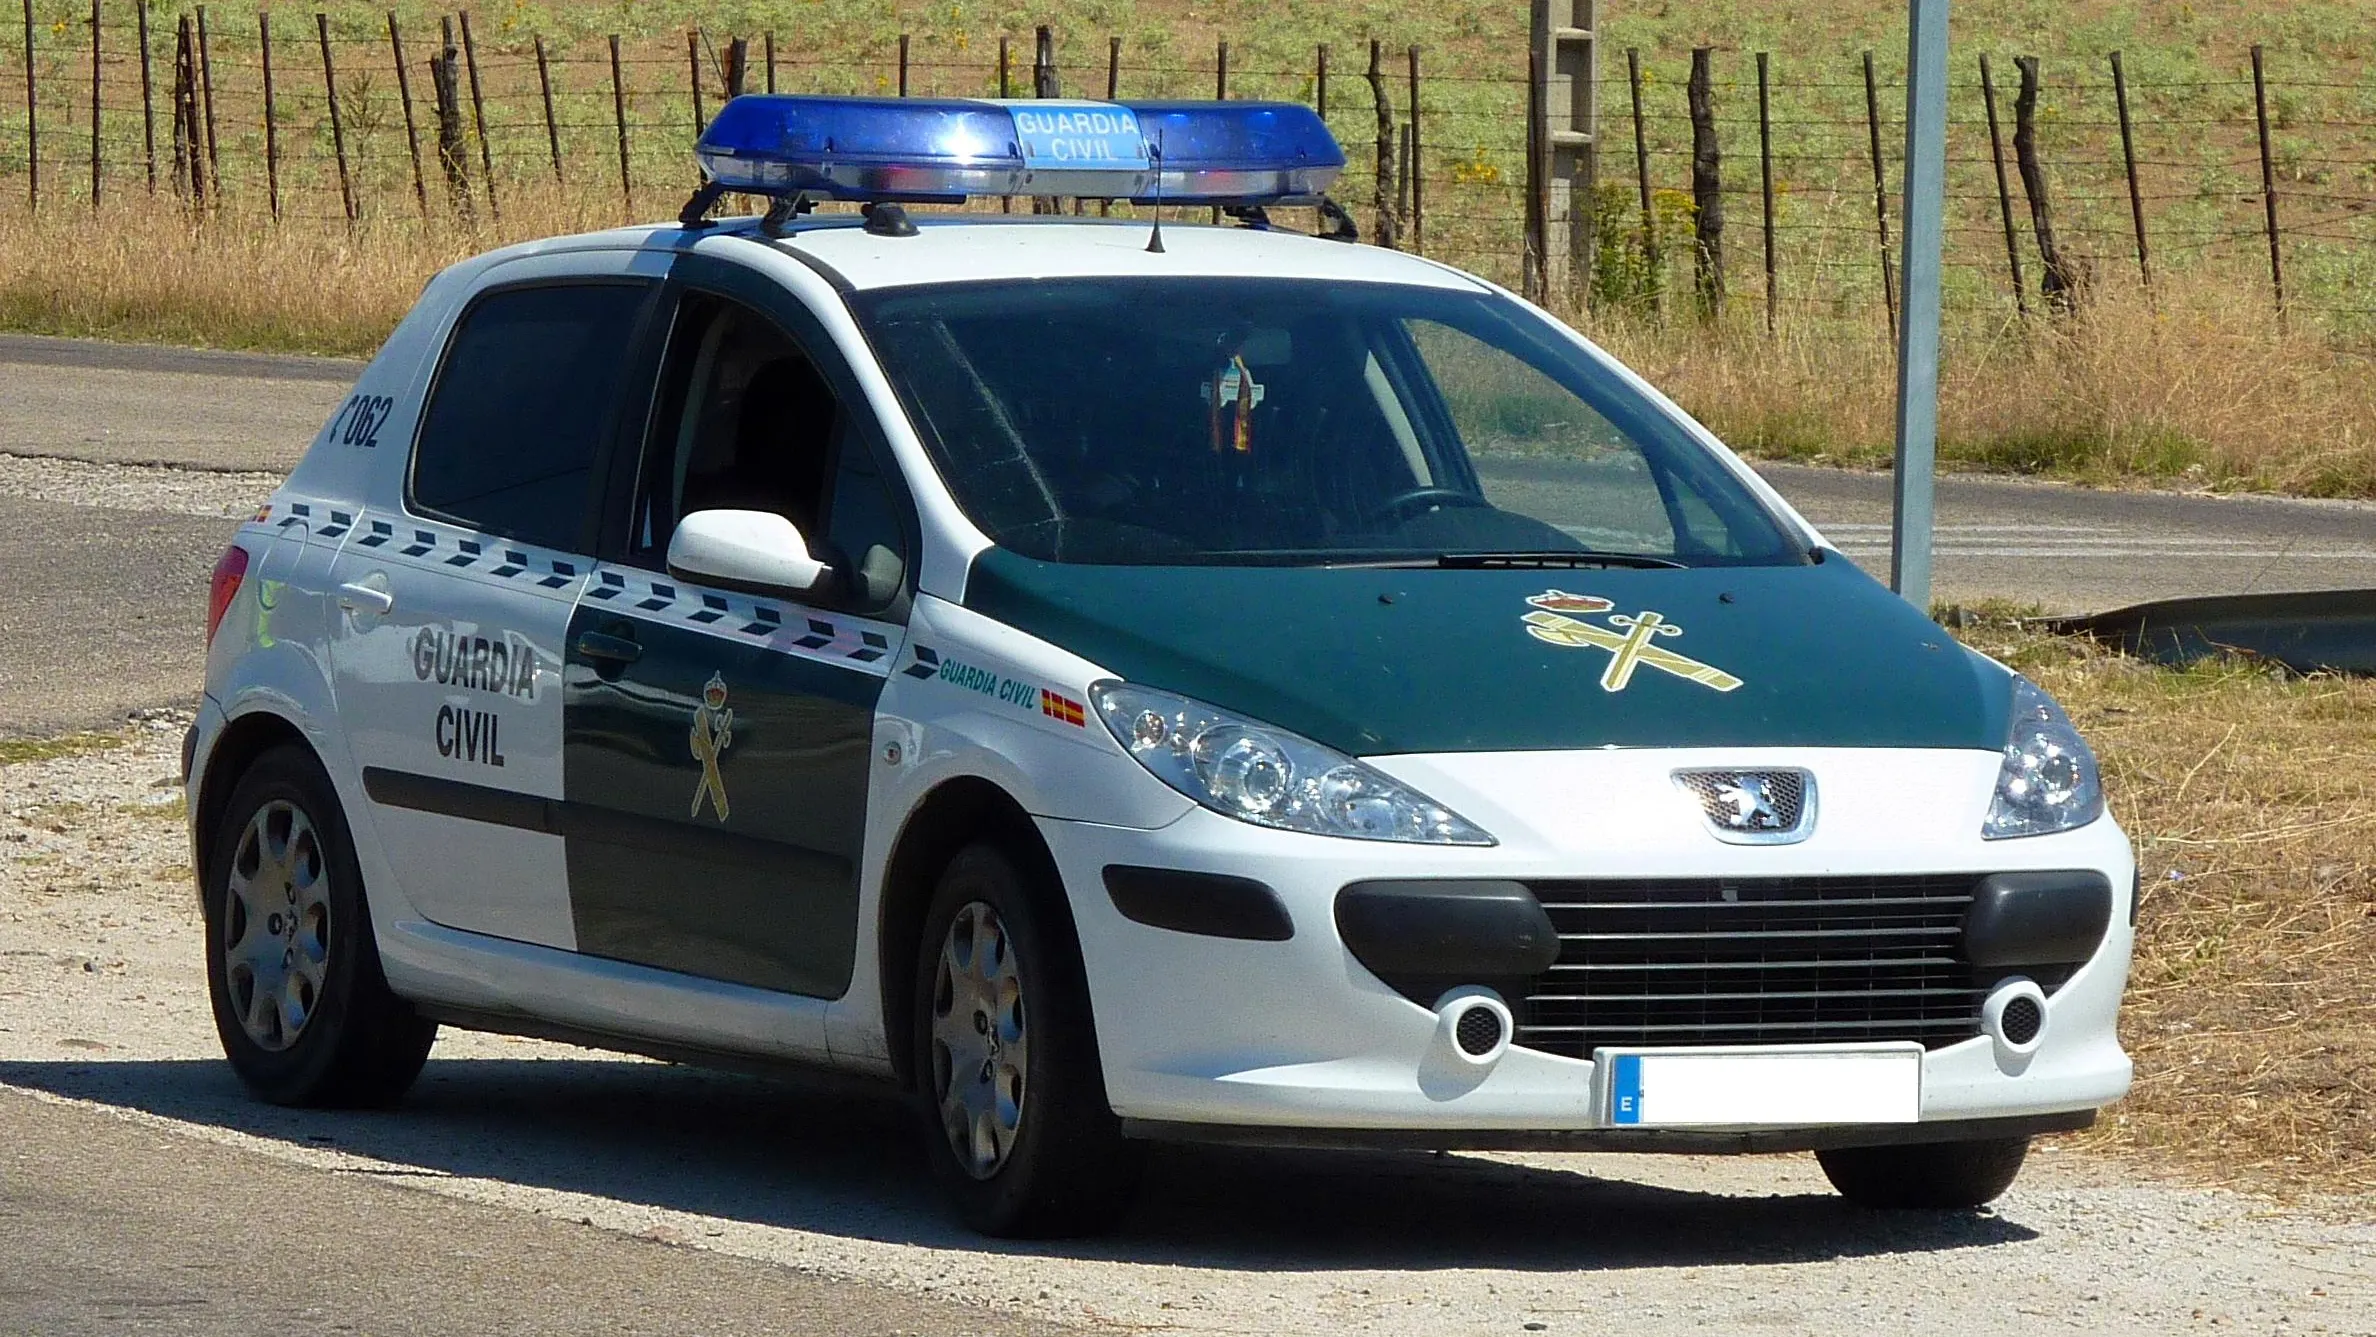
[[763, 214, 1493, 294]]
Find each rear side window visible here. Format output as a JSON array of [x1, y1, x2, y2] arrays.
[[411, 282, 651, 551]]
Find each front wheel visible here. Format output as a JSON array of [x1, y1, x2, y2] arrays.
[[911, 844, 1143, 1237], [1816, 1135, 2031, 1209], [203, 743, 436, 1107]]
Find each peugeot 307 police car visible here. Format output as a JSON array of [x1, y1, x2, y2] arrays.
[[188, 94, 2132, 1236]]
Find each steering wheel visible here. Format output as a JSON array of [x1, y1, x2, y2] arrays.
[[1362, 486, 1493, 528]]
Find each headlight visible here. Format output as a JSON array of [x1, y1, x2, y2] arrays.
[[1982, 676, 2104, 839], [1089, 682, 1495, 846]]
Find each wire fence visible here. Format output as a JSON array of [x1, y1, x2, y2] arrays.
[[5, 9, 2376, 338]]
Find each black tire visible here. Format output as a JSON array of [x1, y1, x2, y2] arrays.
[[1817, 1135, 2031, 1209], [910, 843, 1143, 1237], [203, 743, 436, 1107]]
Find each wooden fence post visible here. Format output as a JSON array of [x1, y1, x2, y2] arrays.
[[534, 35, 561, 181], [1363, 39, 1397, 248], [172, 17, 201, 205], [1978, 53, 2028, 318], [998, 34, 1009, 96], [2109, 50, 2150, 293], [1031, 26, 1059, 215], [1529, 0, 1598, 309], [2251, 44, 2286, 325], [896, 34, 908, 96], [725, 36, 747, 97], [1861, 51, 1898, 338], [2013, 55, 2076, 312], [1315, 43, 1327, 119], [1627, 47, 1658, 311], [608, 34, 630, 209], [1523, 46, 1546, 300], [88, 0, 101, 209], [1687, 47, 1724, 315], [456, 12, 495, 217], [1107, 36, 1120, 98], [20, 0, 35, 209], [260, 11, 279, 219], [389, 15, 427, 216], [195, 6, 218, 195], [1407, 46, 1423, 254], [763, 31, 775, 94], [687, 30, 707, 133], [318, 11, 356, 222], [1757, 51, 1777, 335], [431, 43, 471, 217], [138, 0, 156, 191]]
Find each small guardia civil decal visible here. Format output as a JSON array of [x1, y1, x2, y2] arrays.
[[690, 672, 735, 821], [1522, 590, 1745, 694]]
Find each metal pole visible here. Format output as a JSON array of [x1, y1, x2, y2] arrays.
[[1757, 51, 1777, 335], [390, 13, 427, 216], [26, 0, 41, 209], [1890, 0, 1948, 610], [2110, 50, 2151, 292], [88, 0, 101, 209], [138, 0, 156, 191], [260, 10, 278, 219], [2251, 44, 2286, 327]]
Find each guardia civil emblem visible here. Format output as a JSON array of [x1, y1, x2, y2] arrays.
[[690, 672, 735, 821], [1522, 589, 1744, 693]]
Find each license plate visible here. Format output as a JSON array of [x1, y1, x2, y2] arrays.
[[1595, 1044, 1923, 1128]]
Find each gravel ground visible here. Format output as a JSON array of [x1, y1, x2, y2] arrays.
[[0, 453, 279, 518], [4, 730, 2373, 1336]]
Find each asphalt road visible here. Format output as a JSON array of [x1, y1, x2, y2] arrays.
[[0, 1085, 1070, 1336], [2, 332, 2373, 737]]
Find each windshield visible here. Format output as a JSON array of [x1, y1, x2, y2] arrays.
[[850, 277, 1808, 567]]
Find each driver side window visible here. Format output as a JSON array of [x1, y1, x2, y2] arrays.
[[629, 291, 907, 610]]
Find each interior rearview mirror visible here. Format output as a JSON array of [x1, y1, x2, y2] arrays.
[[667, 509, 829, 597]]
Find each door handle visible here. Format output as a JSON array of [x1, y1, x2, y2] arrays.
[[575, 630, 642, 664], [336, 580, 395, 615]]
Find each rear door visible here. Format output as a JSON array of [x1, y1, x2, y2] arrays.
[[560, 254, 917, 998], [330, 261, 666, 950]]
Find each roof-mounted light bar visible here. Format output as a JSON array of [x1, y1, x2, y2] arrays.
[[692, 94, 1344, 207]]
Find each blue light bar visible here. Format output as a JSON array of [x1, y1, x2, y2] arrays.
[[693, 95, 1344, 206]]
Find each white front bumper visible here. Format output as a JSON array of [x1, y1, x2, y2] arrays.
[[1047, 746, 2135, 1135]]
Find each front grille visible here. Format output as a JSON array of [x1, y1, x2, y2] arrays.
[[1516, 875, 1986, 1059]]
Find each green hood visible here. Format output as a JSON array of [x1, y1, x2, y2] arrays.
[[964, 549, 2011, 756]]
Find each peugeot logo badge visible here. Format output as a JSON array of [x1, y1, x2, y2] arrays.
[[1672, 768, 1818, 846]]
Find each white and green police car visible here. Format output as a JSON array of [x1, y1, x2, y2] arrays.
[[188, 95, 2132, 1236]]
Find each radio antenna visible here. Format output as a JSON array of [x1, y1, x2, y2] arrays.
[[1144, 134, 1167, 254]]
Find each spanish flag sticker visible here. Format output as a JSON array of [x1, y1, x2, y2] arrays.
[[1040, 688, 1087, 727]]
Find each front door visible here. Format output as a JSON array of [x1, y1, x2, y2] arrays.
[[561, 263, 915, 998]]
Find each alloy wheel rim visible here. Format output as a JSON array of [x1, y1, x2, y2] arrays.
[[929, 900, 1029, 1179], [222, 799, 331, 1052]]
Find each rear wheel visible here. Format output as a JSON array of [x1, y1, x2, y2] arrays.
[[203, 743, 436, 1107], [1817, 1135, 2031, 1209], [911, 843, 1142, 1237]]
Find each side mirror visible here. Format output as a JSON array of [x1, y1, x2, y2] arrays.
[[666, 509, 829, 597]]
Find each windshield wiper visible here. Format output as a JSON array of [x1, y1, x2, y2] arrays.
[[1433, 550, 1688, 570]]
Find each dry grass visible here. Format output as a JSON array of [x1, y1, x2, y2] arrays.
[[1580, 270, 2376, 498], [0, 185, 632, 355], [1961, 616, 2376, 1197], [10, 188, 2376, 497]]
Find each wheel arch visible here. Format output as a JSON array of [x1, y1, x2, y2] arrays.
[[877, 775, 1076, 1090], [192, 709, 321, 903]]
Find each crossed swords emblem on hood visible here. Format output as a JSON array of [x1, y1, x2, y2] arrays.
[[1522, 590, 1744, 693]]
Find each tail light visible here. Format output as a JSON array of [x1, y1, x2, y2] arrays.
[[207, 545, 250, 647]]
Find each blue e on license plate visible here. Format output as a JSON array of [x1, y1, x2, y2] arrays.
[[1598, 1045, 1923, 1127]]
